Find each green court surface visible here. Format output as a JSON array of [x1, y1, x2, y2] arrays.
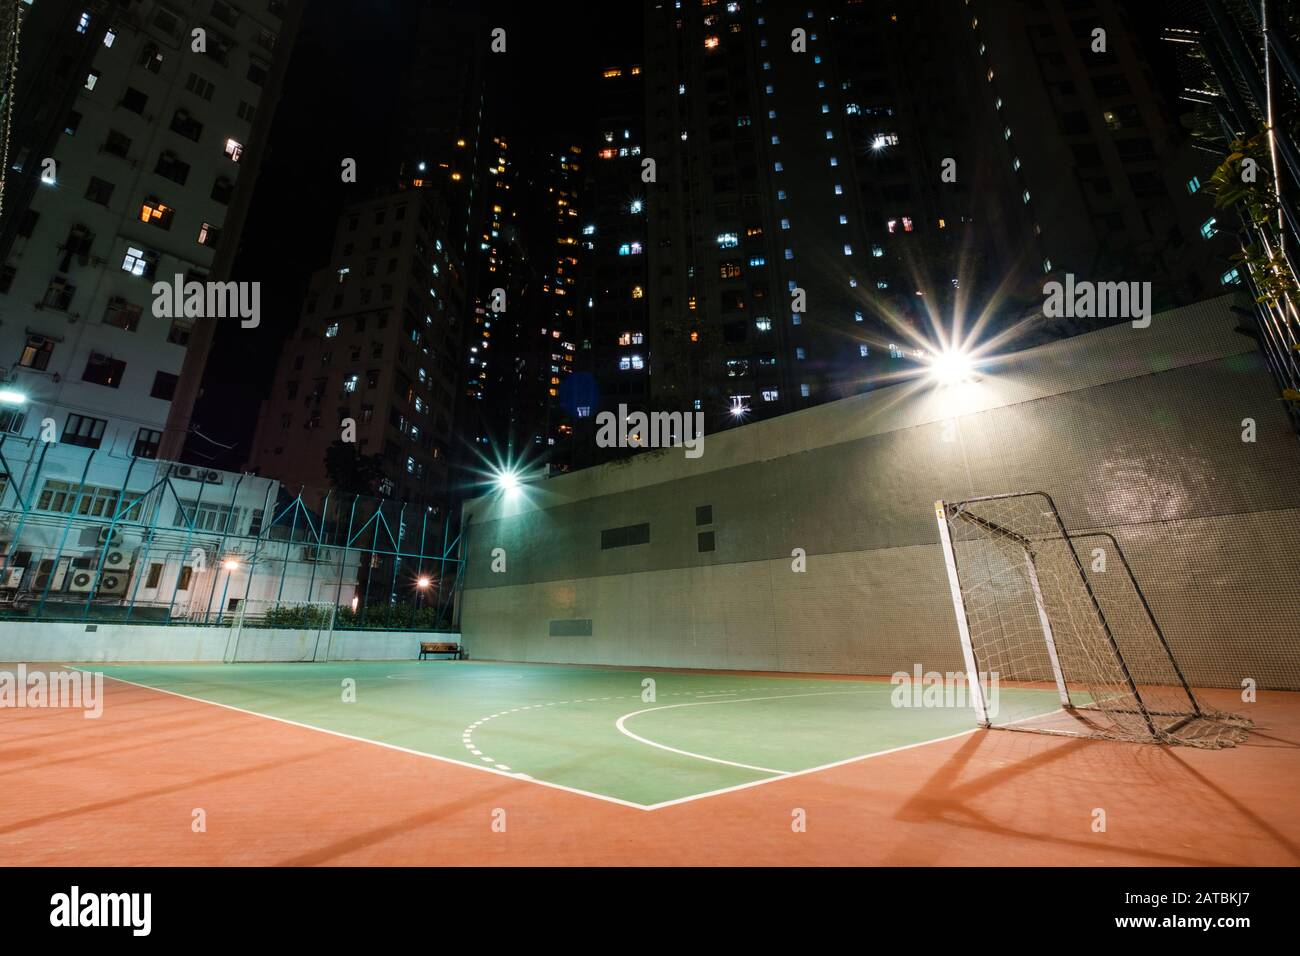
[[94, 661, 1063, 808]]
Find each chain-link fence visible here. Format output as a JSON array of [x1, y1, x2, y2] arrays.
[[0, 442, 466, 630]]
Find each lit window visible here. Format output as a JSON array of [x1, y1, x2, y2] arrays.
[[1187, 176, 1201, 194], [121, 247, 154, 277], [716, 232, 739, 248], [1022, 189, 1031, 204], [777, 190, 787, 201], [872, 244, 883, 256], [829, 157, 838, 167], [631, 285, 643, 299], [1013, 156, 1021, 170], [77, 12, 91, 33], [749, 256, 766, 267], [104, 29, 116, 47], [840, 214, 849, 225], [821, 104, 829, 113], [755, 317, 771, 331], [705, 36, 719, 49], [1220, 267, 1241, 285], [139, 200, 174, 228], [784, 248, 794, 260], [825, 130, 833, 140], [774, 161, 784, 172], [796, 348, 806, 360], [843, 244, 852, 256], [1042, 258, 1053, 273], [800, 383, 810, 397], [771, 135, 780, 145], [834, 184, 843, 195], [1004, 127, 1012, 141], [84, 71, 99, 91], [343, 374, 358, 392], [1200, 217, 1218, 239], [325, 322, 339, 337], [224, 138, 244, 162], [854, 311, 863, 323]]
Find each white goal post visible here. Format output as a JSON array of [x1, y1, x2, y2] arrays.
[[224, 599, 340, 663], [934, 492, 1248, 747]]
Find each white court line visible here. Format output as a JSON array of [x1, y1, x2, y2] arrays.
[[614, 690, 879, 775], [73, 667, 649, 812], [75, 666, 1058, 812]]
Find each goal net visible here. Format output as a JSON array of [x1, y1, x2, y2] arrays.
[[935, 492, 1249, 748]]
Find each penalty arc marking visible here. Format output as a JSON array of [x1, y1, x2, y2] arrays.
[[614, 690, 878, 775]]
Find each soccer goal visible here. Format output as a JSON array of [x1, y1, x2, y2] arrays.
[[225, 599, 340, 663], [934, 492, 1249, 747]]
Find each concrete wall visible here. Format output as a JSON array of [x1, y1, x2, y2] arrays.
[[460, 297, 1300, 688], [0, 621, 452, 663]]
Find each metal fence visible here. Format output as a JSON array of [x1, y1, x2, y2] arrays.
[[0, 438, 466, 630]]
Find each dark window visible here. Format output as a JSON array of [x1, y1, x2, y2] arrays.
[[177, 566, 193, 590], [167, 319, 192, 346], [42, 277, 75, 310], [121, 86, 148, 114], [151, 371, 179, 400], [170, 108, 203, 142], [82, 353, 126, 388], [62, 414, 107, 449], [64, 111, 82, 136], [1093, 74, 1131, 98], [155, 151, 190, 185], [133, 428, 162, 459], [247, 59, 268, 86], [695, 504, 713, 525], [698, 531, 716, 553], [85, 176, 114, 205], [600, 522, 651, 549], [0, 263, 14, 294], [145, 563, 163, 588], [211, 175, 233, 204], [103, 297, 142, 331], [184, 72, 215, 101], [103, 129, 131, 158]]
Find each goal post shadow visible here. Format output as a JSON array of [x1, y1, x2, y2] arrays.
[[934, 492, 1248, 748]]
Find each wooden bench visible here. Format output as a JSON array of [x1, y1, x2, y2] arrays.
[[419, 641, 462, 660]]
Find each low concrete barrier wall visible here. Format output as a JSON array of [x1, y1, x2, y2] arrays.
[[0, 621, 459, 663]]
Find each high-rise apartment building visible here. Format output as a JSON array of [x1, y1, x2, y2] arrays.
[[247, 189, 466, 510], [963, 0, 1232, 335], [571, 0, 1234, 465], [0, 0, 300, 466]]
